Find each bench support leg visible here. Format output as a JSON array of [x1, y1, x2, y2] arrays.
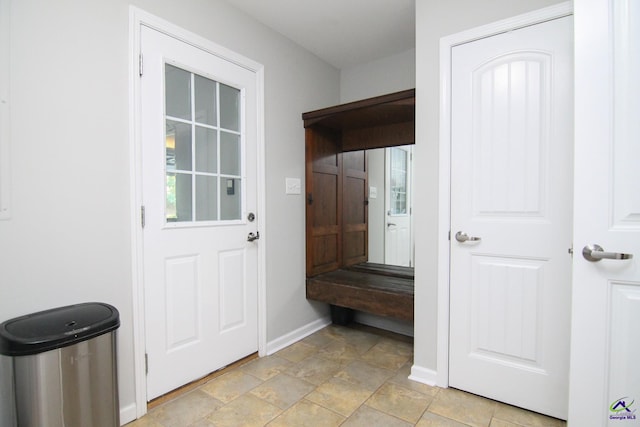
[[330, 305, 354, 326]]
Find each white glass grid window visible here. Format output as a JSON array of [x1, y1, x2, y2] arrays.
[[164, 64, 242, 223], [390, 147, 408, 215]]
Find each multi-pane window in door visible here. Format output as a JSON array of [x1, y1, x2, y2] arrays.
[[165, 64, 242, 223], [390, 147, 408, 215]]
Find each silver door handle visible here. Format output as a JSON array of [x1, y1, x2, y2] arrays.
[[387, 222, 396, 227], [247, 231, 260, 242], [582, 244, 633, 262], [455, 231, 481, 243]]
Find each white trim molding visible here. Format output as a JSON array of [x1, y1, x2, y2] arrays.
[[409, 365, 438, 387], [266, 317, 331, 355], [128, 6, 266, 421], [436, 1, 573, 389], [0, 0, 11, 220]]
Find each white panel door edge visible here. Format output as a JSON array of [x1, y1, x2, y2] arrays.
[[128, 6, 265, 419], [569, 0, 640, 424]]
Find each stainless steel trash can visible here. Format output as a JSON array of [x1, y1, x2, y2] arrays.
[[0, 302, 120, 427]]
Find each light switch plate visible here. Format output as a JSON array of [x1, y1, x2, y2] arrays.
[[369, 186, 378, 199], [285, 178, 301, 195]]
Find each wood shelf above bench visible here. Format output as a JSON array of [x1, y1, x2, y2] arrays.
[[303, 89, 415, 152]]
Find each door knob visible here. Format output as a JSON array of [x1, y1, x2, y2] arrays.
[[247, 231, 260, 242], [582, 244, 633, 262], [455, 231, 481, 243]]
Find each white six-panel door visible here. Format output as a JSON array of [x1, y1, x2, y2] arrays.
[[449, 16, 573, 418], [140, 25, 259, 400], [569, 0, 640, 424]]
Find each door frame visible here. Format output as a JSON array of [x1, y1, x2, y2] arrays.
[[436, 2, 573, 388], [128, 6, 266, 418]]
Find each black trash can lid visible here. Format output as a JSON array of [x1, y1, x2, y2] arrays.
[[0, 302, 120, 356]]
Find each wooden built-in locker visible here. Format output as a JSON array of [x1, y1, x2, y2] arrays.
[[303, 89, 415, 278]]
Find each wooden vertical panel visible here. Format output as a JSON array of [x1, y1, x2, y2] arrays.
[[342, 150, 368, 266], [306, 126, 342, 276]]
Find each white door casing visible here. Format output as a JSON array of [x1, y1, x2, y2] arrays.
[[140, 25, 259, 400], [569, 0, 640, 424], [385, 146, 413, 267], [448, 14, 573, 419]]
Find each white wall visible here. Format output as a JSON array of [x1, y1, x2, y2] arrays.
[[0, 0, 338, 422], [340, 48, 415, 103], [412, 0, 565, 379]]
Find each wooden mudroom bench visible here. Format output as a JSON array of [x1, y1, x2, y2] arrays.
[[306, 263, 414, 323]]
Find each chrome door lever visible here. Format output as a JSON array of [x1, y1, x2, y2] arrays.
[[247, 231, 260, 242], [582, 244, 633, 262], [455, 231, 481, 243]]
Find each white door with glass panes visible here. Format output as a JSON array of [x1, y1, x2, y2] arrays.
[[385, 146, 413, 267], [140, 25, 259, 400], [449, 16, 573, 419]]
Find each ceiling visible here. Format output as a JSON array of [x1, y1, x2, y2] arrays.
[[223, 0, 415, 69]]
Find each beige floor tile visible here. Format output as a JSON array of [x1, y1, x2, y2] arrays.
[[490, 418, 521, 427], [204, 393, 281, 427], [249, 373, 316, 409], [319, 324, 354, 341], [417, 412, 471, 426], [306, 377, 374, 417], [361, 342, 411, 370], [493, 403, 566, 427], [200, 370, 262, 403], [241, 355, 293, 381], [276, 341, 319, 363], [320, 325, 382, 351], [340, 328, 382, 354], [127, 325, 561, 427], [317, 340, 362, 365], [376, 337, 414, 357], [388, 364, 441, 397], [124, 415, 165, 427], [149, 389, 222, 427], [188, 419, 216, 427], [267, 399, 345, 427], [427, 388, 497, 427], [366, 382, 433, 423], [334, 360, 395, 391], [301, 328, 337, 348], [341, 405, 413, 427], [285, 354, 343, 385]]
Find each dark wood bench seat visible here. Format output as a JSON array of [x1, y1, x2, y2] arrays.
[[306, 263, 414, 322]]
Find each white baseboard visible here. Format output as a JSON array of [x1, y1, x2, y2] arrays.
[[120, 402, 137, 425], [409, 364, 438, 387], [266, 316, 331, 355]]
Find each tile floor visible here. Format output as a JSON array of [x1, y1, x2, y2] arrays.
[[126, 324, 566, 427]]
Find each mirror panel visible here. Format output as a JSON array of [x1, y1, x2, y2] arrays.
[[366, 145, 414, 267]]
